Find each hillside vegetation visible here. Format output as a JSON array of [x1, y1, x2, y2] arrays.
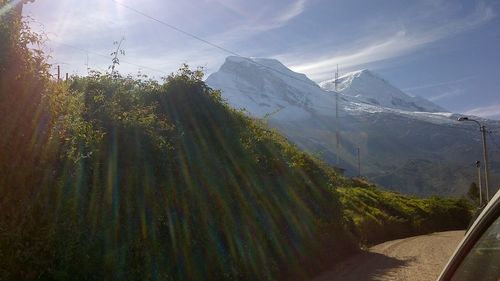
[[0, 8, 472, 280], [339, 185, 471, 245]]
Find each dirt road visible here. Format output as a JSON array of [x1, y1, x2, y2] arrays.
[[314, 230, 465, 281]]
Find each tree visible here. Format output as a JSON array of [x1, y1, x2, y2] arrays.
[[467, 182, 479, 204]]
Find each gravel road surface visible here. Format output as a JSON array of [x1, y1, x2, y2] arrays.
[[314, 230, 465, 281]]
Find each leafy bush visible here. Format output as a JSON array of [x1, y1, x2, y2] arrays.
[[1, 53, 356, 279]]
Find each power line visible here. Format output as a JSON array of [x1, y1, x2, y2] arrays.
[[110, 0, 326, 88], [120, 0, 379, 105], [47, 2, 500, 135], [49, 37, 500, 137], [49, 38, 476, 134], [47, 1, 342, 95], [48, 38, 493, 132], [49, 39, 168, 75], [111, 0, 240, 57]]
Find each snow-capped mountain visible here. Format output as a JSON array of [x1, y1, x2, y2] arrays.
[[206, 56, 500, 197], [207, 56, 321, 120], [319, 69, 447, 113]]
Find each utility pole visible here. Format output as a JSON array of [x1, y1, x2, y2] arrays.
[[335, 64, 340, 165], [476, 160, 483, 206], [57, 65, 60, 82], [85, 52, 90, 74], [480, 125, 490, 202], [458, 117, 491, 202], [357, 147, 361, 177], [335, 64, 339, 118]]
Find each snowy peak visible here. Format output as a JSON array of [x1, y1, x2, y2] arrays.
[[206, 56, 324, 119], [220, 56, 319, 88], [322, 69, 377, 91], [320, 69, 448, 113]]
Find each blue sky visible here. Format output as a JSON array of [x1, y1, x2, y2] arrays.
[[22, 0, 500, 119]]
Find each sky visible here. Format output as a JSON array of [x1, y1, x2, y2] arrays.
[[20, 0, 500, 119]]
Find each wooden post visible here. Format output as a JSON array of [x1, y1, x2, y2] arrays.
[[357, 147, 361, 177]]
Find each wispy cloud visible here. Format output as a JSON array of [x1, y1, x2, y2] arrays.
[[271, 0, 306, 28], [208, 0, 307, 43], [428, 88, 465, 102], [464, 104, 500, 119], [287, 3, 495, 81], [28, 0, 308, 77], [402, 75, 476, 91]]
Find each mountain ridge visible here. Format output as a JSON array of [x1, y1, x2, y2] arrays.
[[206, 56, 500, 197], [319, 69, 448, 113]]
